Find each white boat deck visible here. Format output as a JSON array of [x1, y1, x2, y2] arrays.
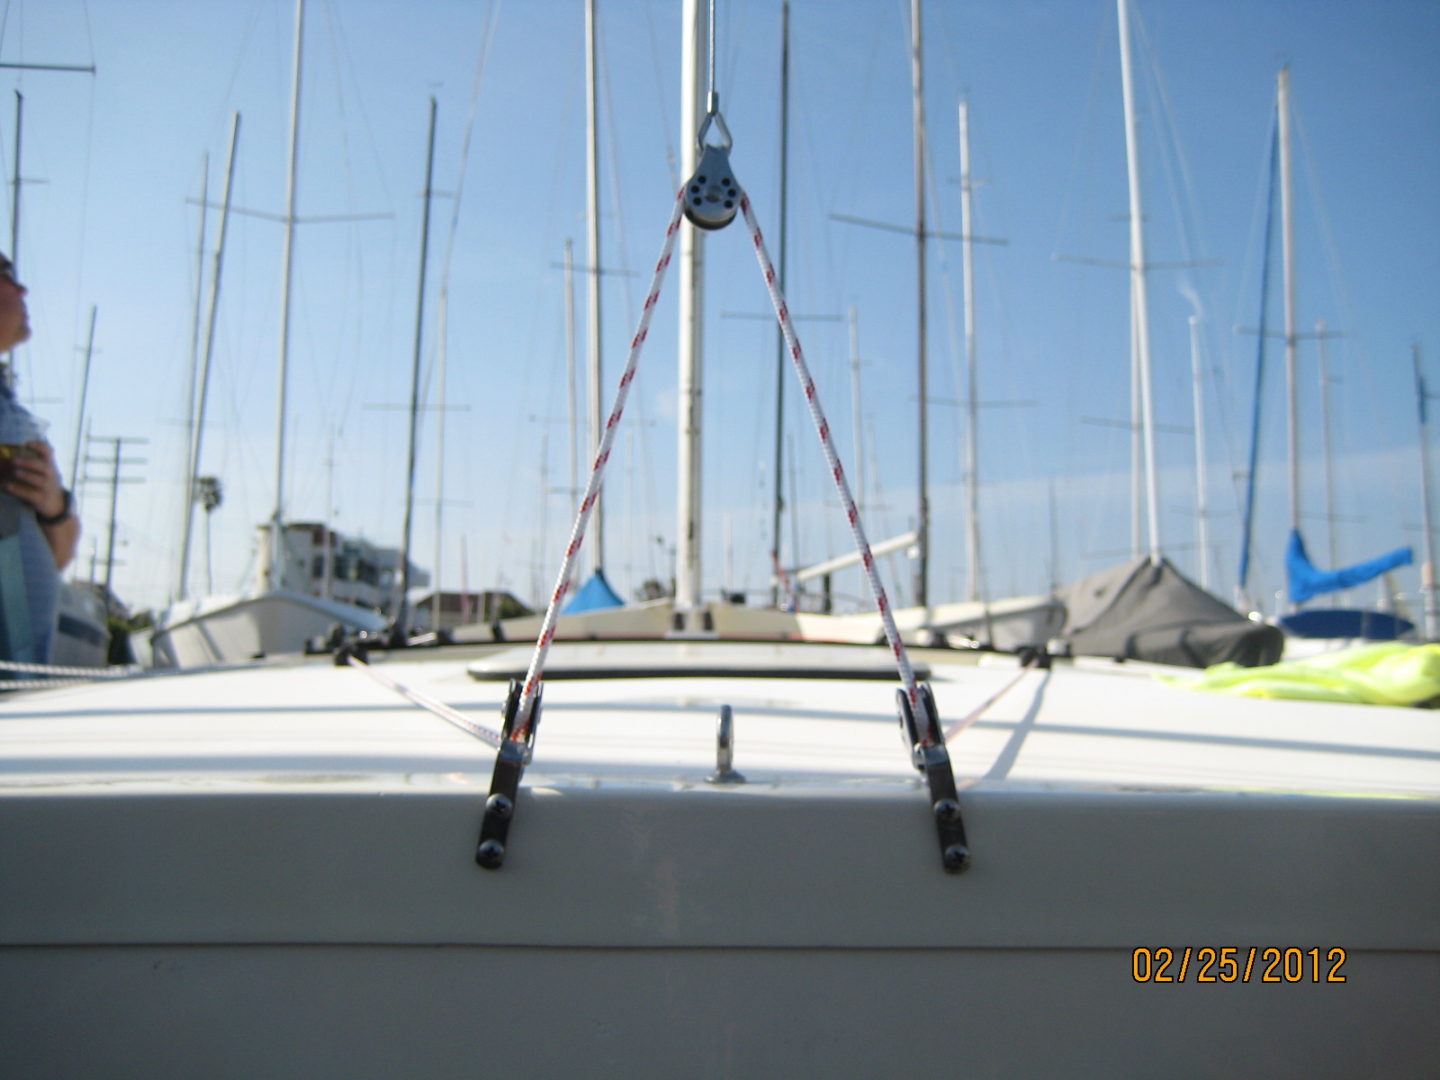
[[3, 644, 1433, 798]]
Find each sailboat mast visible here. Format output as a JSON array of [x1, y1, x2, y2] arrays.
[[586, 0, 605, 575], [70, 306, 98, 505], [179, 113, 240, 603], [674, 0, 707, 622], [175, 152, 208, 596], [959, 98, 981, 603], [564, 239, 578, 502], [769, 0, 790, 609], [270, 0, 305, 590], [10, 91, 21, 271], [910, 0, 929, 608], [1188, 314, 1211, 589], [1317, 318, 1336, 567], [849, 307, 864, 516], [1278, 65, 1300, 533], [1415, 344, 1439, 641], [395, 97, 439, 639], [1116, 0, 1161, 562]]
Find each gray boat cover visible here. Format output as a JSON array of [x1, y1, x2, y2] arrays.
[[1057, 556, 1284, 669]]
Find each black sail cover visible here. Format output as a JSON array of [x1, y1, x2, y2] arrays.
[[1056, 557, 1283, 669]]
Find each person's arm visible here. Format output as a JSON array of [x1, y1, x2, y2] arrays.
[[7, 441, 79, 570]]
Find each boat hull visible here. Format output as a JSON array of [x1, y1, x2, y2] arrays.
[[4, 942, 1433, 1078], [3, 783, 1436, 1077], [1, 646, 1436, 1076], [150, 589, 387, 667]]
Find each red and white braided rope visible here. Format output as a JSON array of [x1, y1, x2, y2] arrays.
[[738, 194, 925, 728], [511, 189, 688, 739]]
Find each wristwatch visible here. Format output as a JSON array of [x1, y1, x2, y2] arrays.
[[36, 488, 72, 526]]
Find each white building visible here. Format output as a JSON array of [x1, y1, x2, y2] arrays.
[[255, 522, 428, 620]]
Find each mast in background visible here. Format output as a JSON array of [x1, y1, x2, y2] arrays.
[[1187, 313, 1211, 589], [1116, 0, 1161, 563], [674, 0, 707, 627], [768, 0, 791, 608], [394, 97, 439, 639], [1277, 65, 1301, 537], [177, 113, 240, 602], [269, 0, 305, 589], [909, 0, 930, 607], [585, 0, 605, 576], [958, 98, 982, 603], [1416, 344, 1439, 641]]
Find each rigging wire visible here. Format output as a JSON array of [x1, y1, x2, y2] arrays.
[[1134, 3, 1226, 583], [421, 1, 501, 409], [424, 0, 502, 596], [642, 0, 679, 190], [64, 0, 99, 394], [1290, 94, 1410, 561]]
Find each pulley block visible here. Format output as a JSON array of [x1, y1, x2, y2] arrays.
[[683, 143, 740, 231]]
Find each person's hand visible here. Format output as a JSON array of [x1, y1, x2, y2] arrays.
[[7, 441, 66, 520]]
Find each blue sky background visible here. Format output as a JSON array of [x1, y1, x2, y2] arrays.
[[3, 0, 1437, 621]]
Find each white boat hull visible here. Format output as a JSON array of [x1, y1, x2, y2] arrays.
[[150, 588, 387, 667], [1, 645, 1436, 1076]]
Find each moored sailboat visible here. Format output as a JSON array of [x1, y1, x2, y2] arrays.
[[1238, 67, 1415, 650], [150, 0, 418, 667], [0, 4, 1435, 1076]]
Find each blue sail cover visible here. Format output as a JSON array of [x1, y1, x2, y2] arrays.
[[1285, 528, 1413, 605], [563, 569, 625, 614]]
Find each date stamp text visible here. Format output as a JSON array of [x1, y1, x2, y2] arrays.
[[1131, 946, 1347, 983]]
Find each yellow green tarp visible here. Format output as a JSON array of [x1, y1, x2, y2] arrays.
[[1165, 642, 1440, 706]]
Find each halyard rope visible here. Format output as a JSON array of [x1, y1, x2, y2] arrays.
[[343, 652, 503, 747], [508, 180, 928, 749], [942, 655, 1044, 744], [511, 188, 688, 740], [738, 194, 924, 726]]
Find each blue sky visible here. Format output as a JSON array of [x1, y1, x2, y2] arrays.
[[4, 0, 1438, 620]]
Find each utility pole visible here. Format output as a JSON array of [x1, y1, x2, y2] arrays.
[[84, 435, 147, 597], [3, 56, 97, 388]]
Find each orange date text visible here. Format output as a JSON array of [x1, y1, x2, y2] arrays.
[[1131, 946, 1347, 984]]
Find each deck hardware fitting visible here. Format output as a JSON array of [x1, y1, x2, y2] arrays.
[[896, 683, 972, 873], [476, 680, 541, 870], [706, 704, 746, 784]]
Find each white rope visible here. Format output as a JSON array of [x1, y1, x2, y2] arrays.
[[738, 193, 925, 727], [507, 182, 928, 746], [512, 188, 688, 740], [0, 658, 141, 677], [343, 653, 503, 747], [0, 663, 145, 693]]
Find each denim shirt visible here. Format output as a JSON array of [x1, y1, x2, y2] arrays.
[[0, 384, 58, 662]]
